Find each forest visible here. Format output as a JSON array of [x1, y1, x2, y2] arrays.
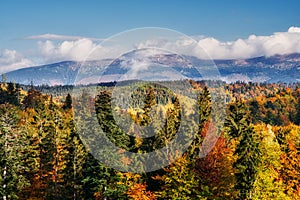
[[0, 79, 300, 200]]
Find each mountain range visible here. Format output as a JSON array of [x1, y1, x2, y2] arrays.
[[5, 53, 300, 86]]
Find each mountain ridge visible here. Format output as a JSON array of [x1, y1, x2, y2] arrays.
[[5, 53, 300, 85]]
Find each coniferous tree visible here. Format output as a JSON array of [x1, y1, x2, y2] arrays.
[[225, 99, 261, 199], [151, 96, 181, 162], [20, 108, 42, 199], [141, 85, 156, 126], [249, 99, 260, 124], [0, 105, 29, 199], [63, 93, 73, 110], [64, 111, 87, 199], [0, 82, 20, 106], [95, 90, 131, 150], [38, 106, 56, 199], [21, 95, 57, 199], [82, 153, 104, 200], [6, 82, 20, 106], [198, 87, 212, 129], [189, 86, 211, 160]]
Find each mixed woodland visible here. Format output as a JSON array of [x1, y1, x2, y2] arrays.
[[0, 79, 300, 200]]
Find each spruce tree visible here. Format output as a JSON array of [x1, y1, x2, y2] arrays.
[[64, 111, 87, 199], [225, 99, 261, 199], [189, 86, 211, 159], [0, 105, 29, 199], [63, 93, 73, 110], [38, 105, 56, 199], [141, 85, 156, 126], [6, 82, 20, 106]]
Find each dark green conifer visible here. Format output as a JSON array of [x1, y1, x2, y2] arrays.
[[226, 99, 261, 199]]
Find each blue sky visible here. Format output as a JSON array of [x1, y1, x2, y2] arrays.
[[1, 0, 300, 44], [0, 0, 300, 72]]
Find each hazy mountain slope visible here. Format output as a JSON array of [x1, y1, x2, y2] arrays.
[[5, 53, 300, 85]]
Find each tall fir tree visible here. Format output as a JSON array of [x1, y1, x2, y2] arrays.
[[141, 85, 156, 126], [63, 93, 73, 110], [225, 99, 261, 199], [63, 110, 87, 199], [0, 105, 29, 200], [189, 86, 211, 160]]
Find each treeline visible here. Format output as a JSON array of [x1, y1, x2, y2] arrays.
[[0, 81, 299, 199]]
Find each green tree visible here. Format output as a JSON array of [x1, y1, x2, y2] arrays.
[[225, 99, 261, 199], [141, 85, 156, 126], [21, 96, 59, 199], [249, 99, 260, 124], [153, 154, 206, 200], [19, 108, 42, 199], [63, 111, 87, 199], [0, 104, 29, 199], [38, 105, 57, 199], [63, 93, 73, 110], [0, 82, 21, 106], [95, 90, 131, 150], [189, 86, 211, 159], [6, 82, 20, 106], [82, 153, 105, 200]]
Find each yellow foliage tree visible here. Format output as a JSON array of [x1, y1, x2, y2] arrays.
[[252, 124, 289, 200]]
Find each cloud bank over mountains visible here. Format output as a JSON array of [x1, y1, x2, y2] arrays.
[[1, 26, 300, 73], [0, 50, 34, 74]]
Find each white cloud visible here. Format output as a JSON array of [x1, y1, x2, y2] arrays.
[[34, 26, 300, 63], [38, 39, 94, 61], [37, 38, 127, 63], [25, 33, 104, 41], [288, 26, 300, 33], [136, 26, 300, 59], [3, 26, 298, 73], [0, 49, 34, 73]]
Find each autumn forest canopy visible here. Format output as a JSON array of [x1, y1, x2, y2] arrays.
[[0, 79, 300, 199]]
